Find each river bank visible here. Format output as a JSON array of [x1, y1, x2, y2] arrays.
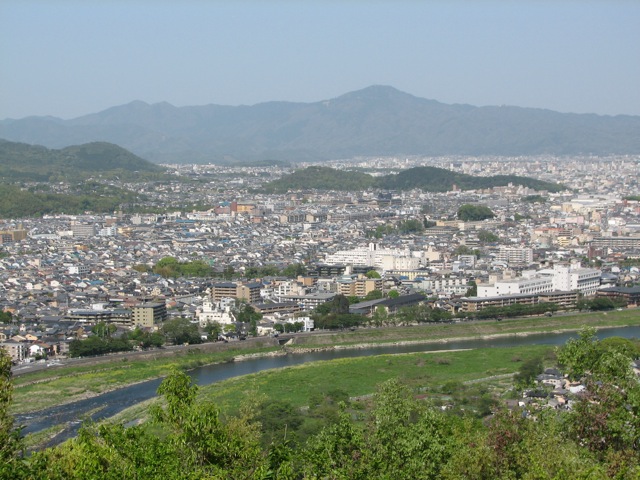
[[11, 310, 639, 416]]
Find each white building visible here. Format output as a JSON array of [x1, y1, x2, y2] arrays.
[[477, 264, 601, 298], [68, 264, 90, 275], [552, 264, 601, 296], [478, 276, 554, 298], [197, 299, 236, 327], [493, 247, 534, 266]]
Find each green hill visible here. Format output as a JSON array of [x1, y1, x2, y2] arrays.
[[0, 139, 163, 182], [262, 166, 375, 193], [378, 166, 565, 192], [262, 166, 564, 193]]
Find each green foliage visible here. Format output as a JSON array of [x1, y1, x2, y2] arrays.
[[580, 296, 627, 311], [513, 355, 543, 388], [203, 321, 222, 340], [477, 229, 499, 243], [0, 310, 12, 324], [256, 400, 305, 446], [69, 335, 134, 357], [263, 165, 564, 193], [387, 290, 400, 299], [0, 183, 138, 217], [0, 139, 162, 182], [234, 302, 263, 325], [364, 289, 383, 301], [280, 263, 307, 278], [0, 349, 26, 479], [152, 256, 213, 278], [263, 166, 375, 193], [465, 281, 477, 297], [161, 318, 203, 345], [457, 204, 495, 221], [129, 327, 165, 349], [365, 270, 381, 279], [366, 223, 395, 239], [398, 219, 424, 234], [522, 194, 547, 203], [458, 301, 559, 320]]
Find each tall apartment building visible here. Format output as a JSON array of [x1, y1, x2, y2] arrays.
[[337, 275, 383, 297], [131, 302, 167, 328], [0, 227, 28, 244], [552, 264, 601, 296], [70, 223, 96, 238], [494, 247, 534, 266], [210, 282, 262, 304]]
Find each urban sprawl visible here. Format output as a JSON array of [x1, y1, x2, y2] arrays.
[[1, 156, 639, 364]]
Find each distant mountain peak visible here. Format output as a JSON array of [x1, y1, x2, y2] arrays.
[[1, 87, 639, 163]]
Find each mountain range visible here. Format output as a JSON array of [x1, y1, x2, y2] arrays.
[[2, 86, 639, 164]]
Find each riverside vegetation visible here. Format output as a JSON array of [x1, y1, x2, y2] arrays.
[[1, 326, 640, 478]]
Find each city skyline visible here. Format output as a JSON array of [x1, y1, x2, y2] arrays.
[[1, 1, 639, 119]]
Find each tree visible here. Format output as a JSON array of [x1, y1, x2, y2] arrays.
[[0, 311, 13, 324], [365, 270, 381, 279], [281, 263, 307, 278], [514, 356, 543, 388], [204, 321, 222, 340], [364, 289, 383, 301], [161, 318, 202, 345], [222, 265, 235, 280], [398, 219, 424, 234], [130, 328, 165, 349], [465, 281, 477, 297], [371, 306, 388, 327], [387, 290, 400, 299], [477, 229, 498, 243], [457, 204, 495, 221], [0, 349, 26, 479], [91, 322, 116, 339]]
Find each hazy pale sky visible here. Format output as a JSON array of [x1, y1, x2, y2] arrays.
[[1, 1, 639, 119]]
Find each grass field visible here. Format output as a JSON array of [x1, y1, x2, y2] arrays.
[[199, 344, 554, 415]]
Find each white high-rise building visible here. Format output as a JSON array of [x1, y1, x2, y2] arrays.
[[552, 264, 601, 296]]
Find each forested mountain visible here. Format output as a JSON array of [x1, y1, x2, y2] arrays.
[[0, 139, 163, 182], [262, 166, 565, 193], [2, 86, 639, 164]]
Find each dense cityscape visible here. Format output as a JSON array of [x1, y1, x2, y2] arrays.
[[1, 155, 638, 366]]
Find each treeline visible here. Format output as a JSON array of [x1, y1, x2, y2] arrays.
[[262, 166, 565, 194], [0, 184, 133, 218], [69, 320, 198, 357], [149, 257, 308, 280], [2, 328, 638, 478]]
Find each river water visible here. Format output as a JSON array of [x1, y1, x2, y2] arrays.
[[16, 325, 640, 446]]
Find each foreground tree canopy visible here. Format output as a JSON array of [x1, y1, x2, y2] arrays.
[[1, 327, 639, 479]]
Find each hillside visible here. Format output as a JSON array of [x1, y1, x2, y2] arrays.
[[2, 86, 639, 163], [262, 166, 565, 193], [0, 139, 163, 181]]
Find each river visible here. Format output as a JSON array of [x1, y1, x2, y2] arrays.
[[16, 325, 640, 446]]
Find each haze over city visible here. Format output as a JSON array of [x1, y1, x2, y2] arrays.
[[2, 0, 640, 119]]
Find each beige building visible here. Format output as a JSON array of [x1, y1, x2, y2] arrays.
[[131, 302, 167, 328]]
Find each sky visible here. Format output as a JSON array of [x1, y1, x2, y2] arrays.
[[1, 1, 639, 119]]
